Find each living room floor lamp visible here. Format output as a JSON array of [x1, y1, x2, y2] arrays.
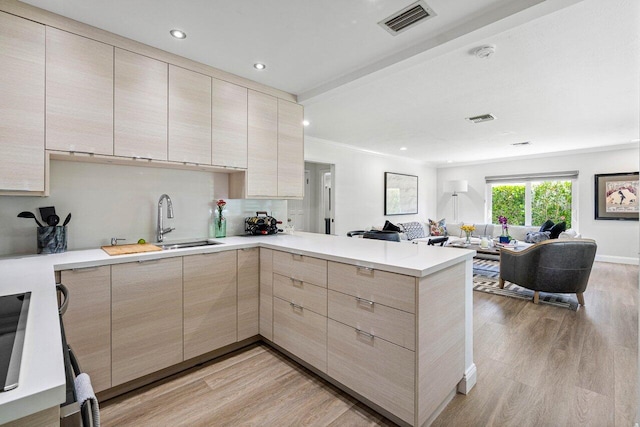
[[446, 180, 468, 223]]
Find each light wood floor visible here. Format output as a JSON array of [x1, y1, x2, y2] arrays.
[[100, 262, 638, 427]]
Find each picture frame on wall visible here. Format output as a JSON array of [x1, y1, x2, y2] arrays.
[[384, 172, 418, 215], [594, 172, 639, 221]]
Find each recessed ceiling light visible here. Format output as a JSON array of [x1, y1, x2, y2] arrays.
[[169, 29, 187, 39], [400, 147, 408, 151], [254, 63, 266, 70], [302, 120, 310, 127], [447, 160, 453, 163]]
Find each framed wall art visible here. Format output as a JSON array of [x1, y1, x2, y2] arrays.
[[594, 172, 639, 221], [384, 172, 418, 215]]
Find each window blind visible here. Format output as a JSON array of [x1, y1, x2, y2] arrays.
[[485, 170, 578, 184]]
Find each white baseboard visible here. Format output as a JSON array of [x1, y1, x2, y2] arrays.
[[595, 255, 639, 265], [457, 363, 477, 395]]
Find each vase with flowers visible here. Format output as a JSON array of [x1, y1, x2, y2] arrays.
[[460, 224, 475, 245], [215, 199, 227, 238], [498, 215, 510, 243]]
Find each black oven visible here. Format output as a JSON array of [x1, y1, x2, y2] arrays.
[[57, 284, 99, 427]]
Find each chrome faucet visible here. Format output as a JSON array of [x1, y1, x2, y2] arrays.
[[157, 194, 175, 242]]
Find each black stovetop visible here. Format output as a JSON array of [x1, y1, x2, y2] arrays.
[[0, 292, 30, 392]]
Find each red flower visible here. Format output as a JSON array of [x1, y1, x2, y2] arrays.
[[216, 199, 226, 208]]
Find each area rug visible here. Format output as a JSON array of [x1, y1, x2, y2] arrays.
[[472, 259, 579, 311]]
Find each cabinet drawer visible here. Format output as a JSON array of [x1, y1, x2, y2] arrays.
[[328, 319, 414, 424], [273, 296, 327, 373], [273, 251, 327, 287], [273, 273, 327, 316], [328, 262, 415, 313], [328, 290, 414, 351]]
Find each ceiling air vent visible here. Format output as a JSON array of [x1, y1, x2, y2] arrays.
[[511, 141, 531, 146], [378, 1, 436, 36], [466, 114, 496, 123]]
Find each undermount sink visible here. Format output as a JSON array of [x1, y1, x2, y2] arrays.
[[159, 240, 224, 250]]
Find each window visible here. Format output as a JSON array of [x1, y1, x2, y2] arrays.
[[486, 171, 577, 228]]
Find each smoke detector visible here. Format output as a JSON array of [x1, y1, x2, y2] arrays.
[[473, 45, 496, 59], [466, 114, 496, 123]]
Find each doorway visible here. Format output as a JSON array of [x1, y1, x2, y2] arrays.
[[286, 161, 335, 234]]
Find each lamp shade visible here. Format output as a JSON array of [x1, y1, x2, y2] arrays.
[[445, 180, 468, 193]]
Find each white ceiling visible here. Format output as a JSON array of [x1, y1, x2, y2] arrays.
[[20, 0, 640, 165]]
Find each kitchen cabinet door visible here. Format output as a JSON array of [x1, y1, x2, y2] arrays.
[[111, 258, 183, 386], [46, 27, 113, 155], [0, 12, 45, 192], [212, 79, 248, 168], [60, 266, 111, 392], [168, 65, 212, 165], [277, 99, 304, 198], [114, 48, 168, 160], [247, 90, 278, 197], [259, 248, 274, 340], [183, 251, 237, 359], [237, 247, 259, 340]]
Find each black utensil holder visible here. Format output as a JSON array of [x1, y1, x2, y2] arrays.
[[37, 226, 67, 254]]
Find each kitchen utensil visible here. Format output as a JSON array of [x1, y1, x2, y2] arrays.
[[17, 211, 44, 227], [39, 206, 56, 223], [47, 214, 60, 226], [62, 213, 72, 226]]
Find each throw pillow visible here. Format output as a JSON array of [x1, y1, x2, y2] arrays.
[[382, 220, 402, 232], [539, 219, 555, 232], [525, 231, 550, 243], [399, 221, 426, 240], [549, 221, 567, 239], [428, 218, 447, 236]]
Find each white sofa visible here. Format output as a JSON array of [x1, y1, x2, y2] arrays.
[[375, 221, 582, 245]]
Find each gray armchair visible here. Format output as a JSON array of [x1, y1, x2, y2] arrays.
[[499, 239, 597, 306]]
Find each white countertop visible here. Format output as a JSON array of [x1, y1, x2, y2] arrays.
[[0, 232, 474, 424]]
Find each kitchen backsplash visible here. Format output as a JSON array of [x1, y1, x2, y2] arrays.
[[0, 160, 286, 256]]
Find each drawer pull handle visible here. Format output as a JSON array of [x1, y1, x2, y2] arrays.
[[356, 266, 374, 275], [137, 259, 160, 264], [292, 254, 303, 261], [356, 329, 375, 339], [70, 266, 100, 272], [290, 278, 304, 286], [290, 302, 304, 310], [355, 296, 374, 306]]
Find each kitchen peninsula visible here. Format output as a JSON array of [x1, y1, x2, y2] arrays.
[[0, 232, 475, 427]]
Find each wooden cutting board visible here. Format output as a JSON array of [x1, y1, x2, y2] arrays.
[[101, 243, 162, 256]]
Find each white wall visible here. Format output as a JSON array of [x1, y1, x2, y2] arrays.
[[305, 136, 437, 236], [0, 160, 285, 256], [437, 146, 640, 263]]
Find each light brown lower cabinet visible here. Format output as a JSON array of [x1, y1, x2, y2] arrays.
[[259, 248, 274, 340], [60, 266, 111, 392], [183, 251, 237, 360], [327, 319, 414, 425], [237, 248, 259, 341], [273, 296, 327, 373], [111, 258, 183, 386]]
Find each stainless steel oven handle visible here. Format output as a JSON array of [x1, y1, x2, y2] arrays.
[[57, 283, 69, 316]]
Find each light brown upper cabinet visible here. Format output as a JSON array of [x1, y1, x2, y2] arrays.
[[277, 100, 304, 198], [114, 49, 168, 160], [212, 79, 248, 169], [247, 90, 278, 197], [46, 27, 113, 155], [168, 65, 212, 165], [0, 12, 45, 192]]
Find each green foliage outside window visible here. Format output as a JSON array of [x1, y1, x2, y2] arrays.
[[532, 181, 572, 228], [492, 185, 525, 225], [491, 181, 572, 228]]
